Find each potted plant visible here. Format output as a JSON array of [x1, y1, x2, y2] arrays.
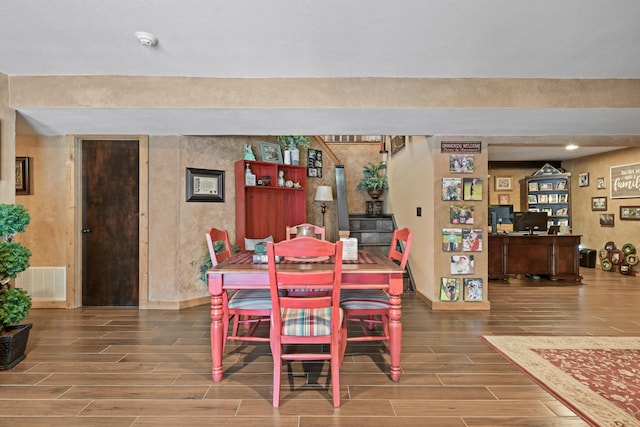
[[356, 161, 388, 200], [277, 135, 311, 166], [0, 203, 33, 370]]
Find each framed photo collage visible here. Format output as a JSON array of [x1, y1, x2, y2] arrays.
[[441, 152, 483, 302]]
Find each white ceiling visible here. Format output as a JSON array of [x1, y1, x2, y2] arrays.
[[3, 0, 640, 161]]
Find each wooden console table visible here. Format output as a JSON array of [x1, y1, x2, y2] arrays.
[[488, 234, 582, 282]]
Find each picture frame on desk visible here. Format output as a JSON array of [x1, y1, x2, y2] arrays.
[[185, 168, 224, 202], [259, 141, 283, 164]]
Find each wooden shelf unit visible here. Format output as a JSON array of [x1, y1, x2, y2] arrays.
[[235, 160, 307, 248], [521, 164, 571, 228]]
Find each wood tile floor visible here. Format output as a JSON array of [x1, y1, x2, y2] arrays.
[[2, 267, 640, 426]]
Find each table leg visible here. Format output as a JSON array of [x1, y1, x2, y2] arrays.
[[210, 292, 225, 382], [388, 292, 402, 381]]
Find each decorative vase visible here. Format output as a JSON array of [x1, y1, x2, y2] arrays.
[[0, 323, 32, 370], [283, 149, 292, 165], [290, 146, 300, 166]]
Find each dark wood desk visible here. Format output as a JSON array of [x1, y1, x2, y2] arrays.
[[207, 250, 405, 382], [488, 234, 582, 282]]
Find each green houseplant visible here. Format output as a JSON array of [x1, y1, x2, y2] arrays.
[[277, 135, 311, 166], [356, 161, 388, 199], [0, 204, 33, 370]]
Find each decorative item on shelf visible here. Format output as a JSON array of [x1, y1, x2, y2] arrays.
[[314, 185, 334, 226], [356, 161, 388, 200], [0, 204, 33, 370], [277, 135, 311, 166], [277, 170, 285, 187], [243, 144, 256, 161], [244, 163, 256, 186]]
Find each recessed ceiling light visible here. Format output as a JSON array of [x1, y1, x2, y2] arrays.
[[566, 144, 579, 150], [134, 32, 158, 47]]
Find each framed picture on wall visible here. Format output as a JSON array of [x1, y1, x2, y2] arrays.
[[16, 157, 31, 195], [579, 172, 590, 187], [494, 176, 512, 191], [620, 206, 640, 220], [185, 168, 225, 202], [599, 213, 614, 227], [591, 197, 607, 211]]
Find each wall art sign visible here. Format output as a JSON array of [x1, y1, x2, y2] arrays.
[[610, 163, 640, 199], [440, 141, 481, 153]]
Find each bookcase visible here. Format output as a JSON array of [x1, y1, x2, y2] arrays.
[[521, 163, 571, 227], [235, 160, 307, 248]]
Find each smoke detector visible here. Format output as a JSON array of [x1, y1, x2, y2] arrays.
[[134, 32, 158, 47]]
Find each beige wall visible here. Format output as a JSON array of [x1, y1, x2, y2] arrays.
[[563, 147, 640, 258]]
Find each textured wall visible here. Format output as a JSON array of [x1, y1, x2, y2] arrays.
[[562, 147, 640, 257]]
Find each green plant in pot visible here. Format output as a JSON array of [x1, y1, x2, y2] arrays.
[[277, 135, 311, 166], [0, 204, 33, 370], [356, 161, 388, 200], [192, 240, 240, 284]]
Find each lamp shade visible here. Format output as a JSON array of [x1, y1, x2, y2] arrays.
[[314, 185, 333, 202]]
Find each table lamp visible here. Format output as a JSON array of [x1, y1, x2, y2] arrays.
[[314, 185, 334, 226]]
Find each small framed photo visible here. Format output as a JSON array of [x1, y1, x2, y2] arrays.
[[579, 172, 589, 187], [528, 194, 538, 204], [555, 180, 567, 190], [463, 177, 482, 201], [463, 278, 483, 301], [442, 228, 462, 252], [599, 213, 614, 227], [498, 194, 510, 205], [620, 206, 640, 220], [591, 197, 607, 211], [494, 176, 512, 191], [185, 168, 224, 202], [537, 194, 548, 204], [528, 182, 539, 192], [449, 205, 474, 225], [548, 194, 559, 204], [597, 177, 606, 189], [259, 141, 283, 163], [449, 154, 474, 173], [15, 157, 31, 195], [558, 194, 568, 203], [450, 255, 474, 275], [440, 277, 461, 302], [539, 182, 553, 191], [442, 178, 462, 201]]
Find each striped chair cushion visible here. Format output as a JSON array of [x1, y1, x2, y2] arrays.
[[228, 290, 272, 310], [340, 289, 389, 310], [281, 307, 343, 336]]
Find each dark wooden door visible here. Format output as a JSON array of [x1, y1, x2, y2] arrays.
[[82, 140, 139, 306]]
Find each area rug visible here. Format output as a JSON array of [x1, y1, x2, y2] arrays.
[[481, 335, 640, 427]]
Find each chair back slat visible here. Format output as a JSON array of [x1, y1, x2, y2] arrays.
[[388, 227, 413, 269], [206, 227, 233, 266], [285, 223, 326, 240]]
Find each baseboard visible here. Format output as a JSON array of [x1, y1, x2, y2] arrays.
[[416, 289, 491, 311]]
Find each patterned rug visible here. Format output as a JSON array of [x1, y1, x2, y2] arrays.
[[481, 335, 640, 427]]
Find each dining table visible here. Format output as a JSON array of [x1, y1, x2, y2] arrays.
[[207, 249, 406, 382]]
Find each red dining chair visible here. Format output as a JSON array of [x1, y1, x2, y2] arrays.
[[340, 227, 413, 343], [285, 223, 326, 240], [206, 228, 271, 351], [266, 237, 344, 408]]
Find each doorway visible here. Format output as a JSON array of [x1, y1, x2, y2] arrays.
[[81, 139, 140, 306]]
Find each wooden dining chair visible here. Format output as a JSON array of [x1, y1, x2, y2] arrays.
[[285, 223, 326, 240], [340, 227, 413, 343], [206, 228, 271, 351], [266, 237, 344, 408]]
